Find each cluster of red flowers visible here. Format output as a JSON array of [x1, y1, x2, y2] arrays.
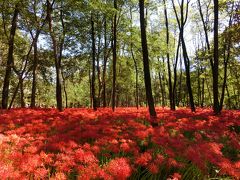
[[0, 107, 239, 179]]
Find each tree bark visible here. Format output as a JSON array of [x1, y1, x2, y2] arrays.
[[139, 0, 157, 118], [30, 2, 49, 108], [2, 4, 19, 109], [30, 36, 39, 108], [172, 0, 195, 112], [219, 4, 233, 111], [91, 14, 97, 111], [47, 0, 63, 111], [173, 34, 180, 108], [130, 7, 139, 109], [213, 0, 220, 114], [163, 0, 174, 110], [177, 56, 183, 106], [20, 78, 25, 107], [59, 3, 67, 108], [112, 0, 117, 111], [102, 17, 108, 107], [96, 27, 102, 107]]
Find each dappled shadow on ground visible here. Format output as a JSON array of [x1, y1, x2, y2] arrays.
[[0, 107, 239, 179]]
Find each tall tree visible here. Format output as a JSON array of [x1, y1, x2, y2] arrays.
[[30, 0, 48, 108], [47, 0, 63, 111], [172, 0, 195, 112], [163, 0, 174, 110], [2, 3, 19, 109], [102, 16, 109, 107], [91, 13, 97, 110], [130, 6, 139, 109], [139, 0, 157, 117], [213, 0, 220, 114], [112, 0, 117, 111]]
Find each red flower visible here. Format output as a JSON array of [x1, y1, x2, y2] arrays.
[[105, 157, 132, 180], [135, 152, 152, 166], [147, 163, 159, 174], [120, 142, 131, 152]]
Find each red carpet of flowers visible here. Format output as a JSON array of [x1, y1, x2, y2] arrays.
[[0, 107, 239, 179]]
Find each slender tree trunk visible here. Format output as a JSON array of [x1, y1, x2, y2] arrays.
[[206, 78, 212, 104], [158, 58, 166, 107], [162, 58, 167, 106], [139, 0, 157, 118], [8, 80, 20, 109], [173, 34, 180, 108], [177, 54, 183, 106], [2, 5, 19, 109], [96, 29, 102, 107], [226, 84, 231, 109], [59, 0, 67, 108], [172, 0, 195, 112], [30, 3, 49, 108], [20, 78, 25, 107], [163, 0, 174, 110], [182, 32, 195, 112], [213, 0, 220, 114], [159, 72, 164, 107], [220, 45, 229, 111], [30, 37, 39, 108], [112, 0, 117, 111], [197, 68, 201, 106], [91, 14, 97, 111], [47, 0, 63, 111], [131, 46, 139, 109], [62, 73, 68, 108], [197, 0, 214, 74], [130, 7, 139, 109], [201, 78, 205, 107], [102, 17, 108, 107], [89, 59, 92, 108], [219, 6, 233, 111]]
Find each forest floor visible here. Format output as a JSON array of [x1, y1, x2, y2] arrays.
[[0, 107, 239, 179]]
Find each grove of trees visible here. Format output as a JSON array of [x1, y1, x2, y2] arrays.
[[0, 0, 239, 114]]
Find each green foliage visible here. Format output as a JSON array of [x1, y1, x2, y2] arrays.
[[181, 163, 204, 180]]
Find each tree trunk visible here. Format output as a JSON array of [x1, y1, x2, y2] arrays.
[[163, 0, 174, 110], [172, 0, 195, 112], [173, 34, 180, 108], [131, 45, 139, 109], [8, 79, 20, 109], [130, 7, 139, 109], [30, 2, 49, 108], [96, 30, 102, 107], [2, 4, 19, 109], [213, 0, 220, 114], [47, 0, 63, 111], [177, 54, 183, 106], [89, 59, 92, 108], [91, 14, 97, 111], [219, 5, 233, 111], [201, 78, 205, 107], [226, 84, 231, 109], [139, 0, 157, 118], [59, 0, 67, 108], [20, 78, 25, 107], [102, 17, 108, 107], [112, 0, 117, 111], [30, 37, 39, 108]]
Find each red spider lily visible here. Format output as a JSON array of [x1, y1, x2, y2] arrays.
[[105, 157, 132, 180], [135, 152, 152, 166], [0, 107, 239, 179]]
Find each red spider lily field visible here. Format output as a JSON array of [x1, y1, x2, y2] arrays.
[[0, 107, 240, 179]]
